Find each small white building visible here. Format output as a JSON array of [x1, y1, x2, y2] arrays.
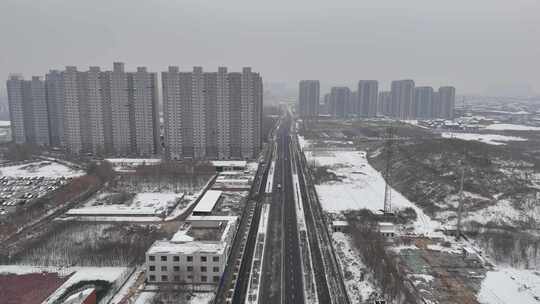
[[211, 160, 247, 172], [145, 215, 237, 286], [332, 221, 349, 233], [378, 222, 396, 238]]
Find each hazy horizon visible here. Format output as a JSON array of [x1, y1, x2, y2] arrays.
[[1, 0, 539, 96]]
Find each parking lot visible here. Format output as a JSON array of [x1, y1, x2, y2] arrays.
[[0, 176, 69, 216]]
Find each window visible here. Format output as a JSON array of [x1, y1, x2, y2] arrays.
[[173, 256, 180, 262], [174, 275, 180, 282], [149, 255, 155, 261], [187, 266, 193, 272], [187, 256, 193, 262], [212, 256, 219, 262], [201, 256, 207, 262], [161, 256, 167, 262], [173, 266, 180, 272], [149, 275, 156, 281], [161, 275, 168, 281], [213, 276, 220, 283], [201, 275, 207, 282], [161, 266, 167, 271], [187, 275, 193, 280], [149, 266, 155, 271], [201, 266, 207, 272], [213, 267, 220, 272]]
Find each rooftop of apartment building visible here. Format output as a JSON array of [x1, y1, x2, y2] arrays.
[[147, 215, 237, 255]]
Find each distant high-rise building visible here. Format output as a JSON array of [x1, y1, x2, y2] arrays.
[[431, 92, 441, 119], [128, 67, 160, 156], [41, 63, 159, 155], [45, 71, 65, 147], [6, 75, 50, 145], [357, 80, 378, 117], [439, 86, 456, 119], [298, 80, 320, 118], [414, 87, 434, 119], [329, 87, 351, 118], [378, 91, 392, 116], [162, 66, 262, 160], [391, 80, 415, 119], [350, 91, 358, 114]]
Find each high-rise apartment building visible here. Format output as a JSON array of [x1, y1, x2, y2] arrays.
[[414, 86, 434, 119], [45, 71, 65, 147], [27, 63, 160, 155], [438, 86, 456, 119], [162, 67, 262, 160], [128, 67, 160, 156], [298, 80, 320, 118], [6, 75, 50, 146], [357, 80, 378, 117], [391, 80, 415, 119], [329, 87, 351, 118], [378, 91, 392, 117]]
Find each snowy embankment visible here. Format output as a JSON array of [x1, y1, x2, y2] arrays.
[[441, 132, 527, 145], [332, 232, 377, 303], [484, 124, 540, 131], [478, 268, 540, 304], [304, 148, 440, 235], [0, 161, 85, 178]]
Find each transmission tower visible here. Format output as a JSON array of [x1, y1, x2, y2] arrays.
[[456, 163, 465, 240], [383, 127, 395, 214]]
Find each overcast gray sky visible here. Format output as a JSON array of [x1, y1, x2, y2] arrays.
[[1, 0, 539, 95]]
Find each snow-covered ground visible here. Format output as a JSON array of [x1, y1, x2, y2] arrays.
[[441, 132, 527, 145], [0, 161, 85, 178], [105, 158, 162, 172], [67, 192, 184, 217], [304, 148, 440, 235], [332, 232, 377, 303], [485, 124, 540, 131], [478, 268, 540, 304]]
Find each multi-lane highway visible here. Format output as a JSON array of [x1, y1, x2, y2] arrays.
[[216, 110, 349, 304]]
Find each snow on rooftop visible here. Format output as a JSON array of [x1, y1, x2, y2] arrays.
[[0, 121, 11, 127], [0, 161, 85, 178], [193, 190, 222, 213], [484, 123, 540, 131], [67, 192, 183, 216], [62, 288, 95, 304], [210, 160, 247, 167], [441, 132, 527, 145], [147, 240, 225, 255]]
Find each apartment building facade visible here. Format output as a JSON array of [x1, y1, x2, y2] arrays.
[[6, 75, 50, 146], [298, 80, 320, 118], [162, 66, 262, 161], [357, 80, 378, 117]]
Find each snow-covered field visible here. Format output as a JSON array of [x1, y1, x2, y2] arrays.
[[105, 158, 162, 172], [332, 232, 377, 302], [0, 161, 85, 178], [478, 268, 540, 304], [68, 192, 183, 216], [304, 148, 440, 235], [441, 132, 527, 145], [485, 124, 540, 131]]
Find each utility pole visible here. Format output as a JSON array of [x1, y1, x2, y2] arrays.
[[383, 127, 394, 214], [456, 161, 465, 240]]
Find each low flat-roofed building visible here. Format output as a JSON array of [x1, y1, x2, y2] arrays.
[[192, 190, 222, 215], [210, 160, 247, 172], [378, 222, 396, 238], [145, 215, 237, 286], [332, 220, 349, 233]]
